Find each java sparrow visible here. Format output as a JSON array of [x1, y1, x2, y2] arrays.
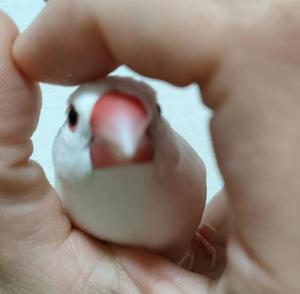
[[53, 76, 207, 265]]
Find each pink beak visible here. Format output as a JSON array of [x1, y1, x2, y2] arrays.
[[90, 92, 154, 169]]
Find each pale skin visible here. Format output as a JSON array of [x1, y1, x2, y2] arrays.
[[0, 0, 299, 292]]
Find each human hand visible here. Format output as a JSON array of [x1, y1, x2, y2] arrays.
[[2, 0, 300, 292]]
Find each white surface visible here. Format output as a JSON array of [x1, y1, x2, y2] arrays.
[[1, 0, 223, 200]]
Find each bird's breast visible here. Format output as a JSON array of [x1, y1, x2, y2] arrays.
[[57, 163, 186, 250]]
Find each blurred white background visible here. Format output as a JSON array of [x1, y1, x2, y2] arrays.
[[1, 0, 222, 200]]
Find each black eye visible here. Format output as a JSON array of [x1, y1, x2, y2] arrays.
[[68, 105, 78, 129], [156, 103, 161, 115]]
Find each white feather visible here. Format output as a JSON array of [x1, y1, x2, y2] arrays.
[[53, 76, 206, 263]]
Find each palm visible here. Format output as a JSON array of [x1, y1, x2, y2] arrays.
[[2, 187, 207, 294]]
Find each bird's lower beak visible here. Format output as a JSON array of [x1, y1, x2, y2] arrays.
[[90, 92, 153, 169]]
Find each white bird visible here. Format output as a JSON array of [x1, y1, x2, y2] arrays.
[[53, 76, 206, 265]]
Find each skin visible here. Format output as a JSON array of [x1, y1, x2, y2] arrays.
[[0, 0, 298, 291]]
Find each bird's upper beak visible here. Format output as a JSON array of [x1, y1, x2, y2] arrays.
[[89, 92, 153, 169]]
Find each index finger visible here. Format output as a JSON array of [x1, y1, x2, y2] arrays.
[[13, 0, 226, 85]]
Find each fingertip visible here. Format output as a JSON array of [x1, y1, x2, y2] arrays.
[[14, 36, 116, 86], [13, 1, 117, 85]]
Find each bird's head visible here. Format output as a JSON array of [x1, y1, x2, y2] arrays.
[[53, 76, 161, 181]]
